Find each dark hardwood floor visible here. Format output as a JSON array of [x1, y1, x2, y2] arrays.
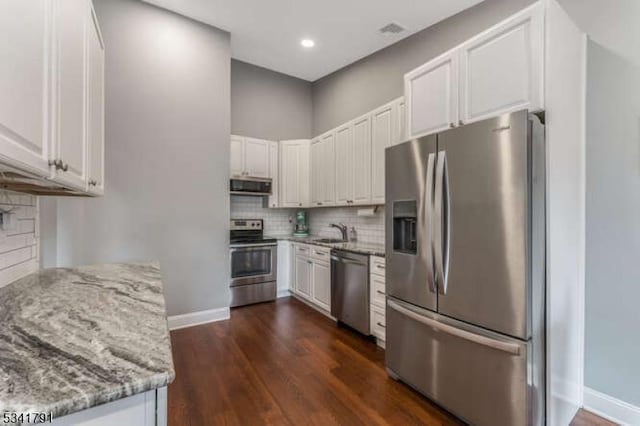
[[168, 296, 615, 426]]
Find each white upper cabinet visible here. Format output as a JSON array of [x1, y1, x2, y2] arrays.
[[267, 141, 279, 208], [230, 136, 270, 179], [371, 103, 394, 204], [334, 124, 353, 206], [393, 98, 406, 145], [459, 3, 544, 124], [0, 0, 53, 177], [352, 114, 371, 204], [405, 2, 544, 136], [405, 52, 458, 138], [244, 137, 270, 178], [0, 0, 106, 196], [280, 139, 310, 208], [87, 7, 104, 195], [311, 133, 335, 207], [230, 135, 244, 177], [54, 0, 89, 189]]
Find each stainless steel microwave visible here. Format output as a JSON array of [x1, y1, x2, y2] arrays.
[[229, 177, 272, 196]]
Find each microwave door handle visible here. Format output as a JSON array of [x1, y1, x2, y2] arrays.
[[424, 152, 436, 293], [434, 151, 450, 295]]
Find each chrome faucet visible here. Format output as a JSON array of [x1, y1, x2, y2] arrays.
[[330, 223, 348, 241]]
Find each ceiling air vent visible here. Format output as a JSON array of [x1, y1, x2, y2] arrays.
[[378, 22, 406, 36]]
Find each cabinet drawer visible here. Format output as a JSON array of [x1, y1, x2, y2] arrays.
[[370, 274, 386, 308], [294, 244, 311, 257], [371, 305, 386, 341], [310, 245, 331, 263], [370, 256, 386, 277]]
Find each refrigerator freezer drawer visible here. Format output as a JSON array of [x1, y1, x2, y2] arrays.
[[386, 299, 543, 426]]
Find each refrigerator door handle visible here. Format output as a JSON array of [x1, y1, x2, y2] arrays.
[[434, 151, 451, 294], [387, 300, 521, 356], [424, 153, 436, 293]]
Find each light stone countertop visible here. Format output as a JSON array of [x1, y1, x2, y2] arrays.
[[270, 235, 385, 257], [0, 262, 175, 418]]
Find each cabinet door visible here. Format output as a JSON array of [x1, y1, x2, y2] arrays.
[[294, 256, 312, 299], [55, 0, 89, 188], [352, 114, 371, 205], [371, 103, 394, 204], [458, 3, 543, 124], [334, 124, 353, 205], [280, 142, 299, 207], [393, 98, 406, 145], [298, 141, 310, 207], [230, 135, 245, 177], [312, 261, 331, 311], [267, 141, 279, 208], [87, 8, 104, 195], [244, 137, 270, 178], [319, 132, 335, 206], [0, 0, 52, 176], [404, 51, 458, 139], [310, 139, 322, 206], [280, 140, 309, 208]]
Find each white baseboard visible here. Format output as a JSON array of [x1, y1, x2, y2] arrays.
[[584, 387, 640, 425], [277, 289, 290, 299], [168, 307, 230, 331]]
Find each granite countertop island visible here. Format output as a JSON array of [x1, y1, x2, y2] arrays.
[[270, 235, 386, 257], [0, 262, 175, 418]]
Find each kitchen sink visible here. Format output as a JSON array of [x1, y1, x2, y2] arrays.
[[314, 238, 347, 244]]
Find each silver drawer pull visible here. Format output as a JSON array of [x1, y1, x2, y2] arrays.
[[376, 322, 386, 329], [315, 251, 327, 256], [376, 290, 386, 295], [376, 265, 385, 269]]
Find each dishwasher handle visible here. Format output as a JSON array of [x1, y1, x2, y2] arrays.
[[330, 255, 368, 266]]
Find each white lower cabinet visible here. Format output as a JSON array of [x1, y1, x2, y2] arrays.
[[369, 256, 386, 347], [294, 253, 312, 299], [51, 387, 166, 426], [311, 261, 331, 311], [292, 243, 331, 313]]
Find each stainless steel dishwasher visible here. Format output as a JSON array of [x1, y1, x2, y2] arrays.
[[331, 250, 370, 335]]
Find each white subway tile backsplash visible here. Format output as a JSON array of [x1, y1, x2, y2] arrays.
[[308, 206, 385, 245], [0, 190, 39, 287], [230, 196, 296, 236], [230, 196, 385, 244]]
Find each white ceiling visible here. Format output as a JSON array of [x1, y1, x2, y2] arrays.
[[141, 0, 483, 81]]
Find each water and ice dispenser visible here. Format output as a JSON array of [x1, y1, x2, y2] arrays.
[[392, 200, 417, 255]]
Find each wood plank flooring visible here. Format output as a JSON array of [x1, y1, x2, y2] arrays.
[[168, 296, 615, 426]]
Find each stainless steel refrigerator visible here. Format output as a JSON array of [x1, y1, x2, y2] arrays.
[[385, 110, 546, 426]]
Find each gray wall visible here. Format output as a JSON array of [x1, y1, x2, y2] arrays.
[[41, 0, 231, 316], [311, 0, 534, 135], [585, 41, 640, 405], [231, 60, 312, 140]]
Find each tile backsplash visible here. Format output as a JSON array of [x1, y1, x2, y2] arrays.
[[0, 191, 39, 287], [230, 196, 295, 235], [230, 196, 385, 244], [308, 206, 384, 245]]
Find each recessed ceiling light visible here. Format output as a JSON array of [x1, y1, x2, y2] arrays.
[[300, 39, 315, 48]]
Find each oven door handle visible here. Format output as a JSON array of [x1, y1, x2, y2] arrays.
[[230, 244, 277, 251]]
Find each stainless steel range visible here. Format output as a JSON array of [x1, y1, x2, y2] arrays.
[[229, 219, 277, 307]]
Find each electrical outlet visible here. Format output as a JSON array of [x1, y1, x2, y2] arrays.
[[0, 211, 17, 232]]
